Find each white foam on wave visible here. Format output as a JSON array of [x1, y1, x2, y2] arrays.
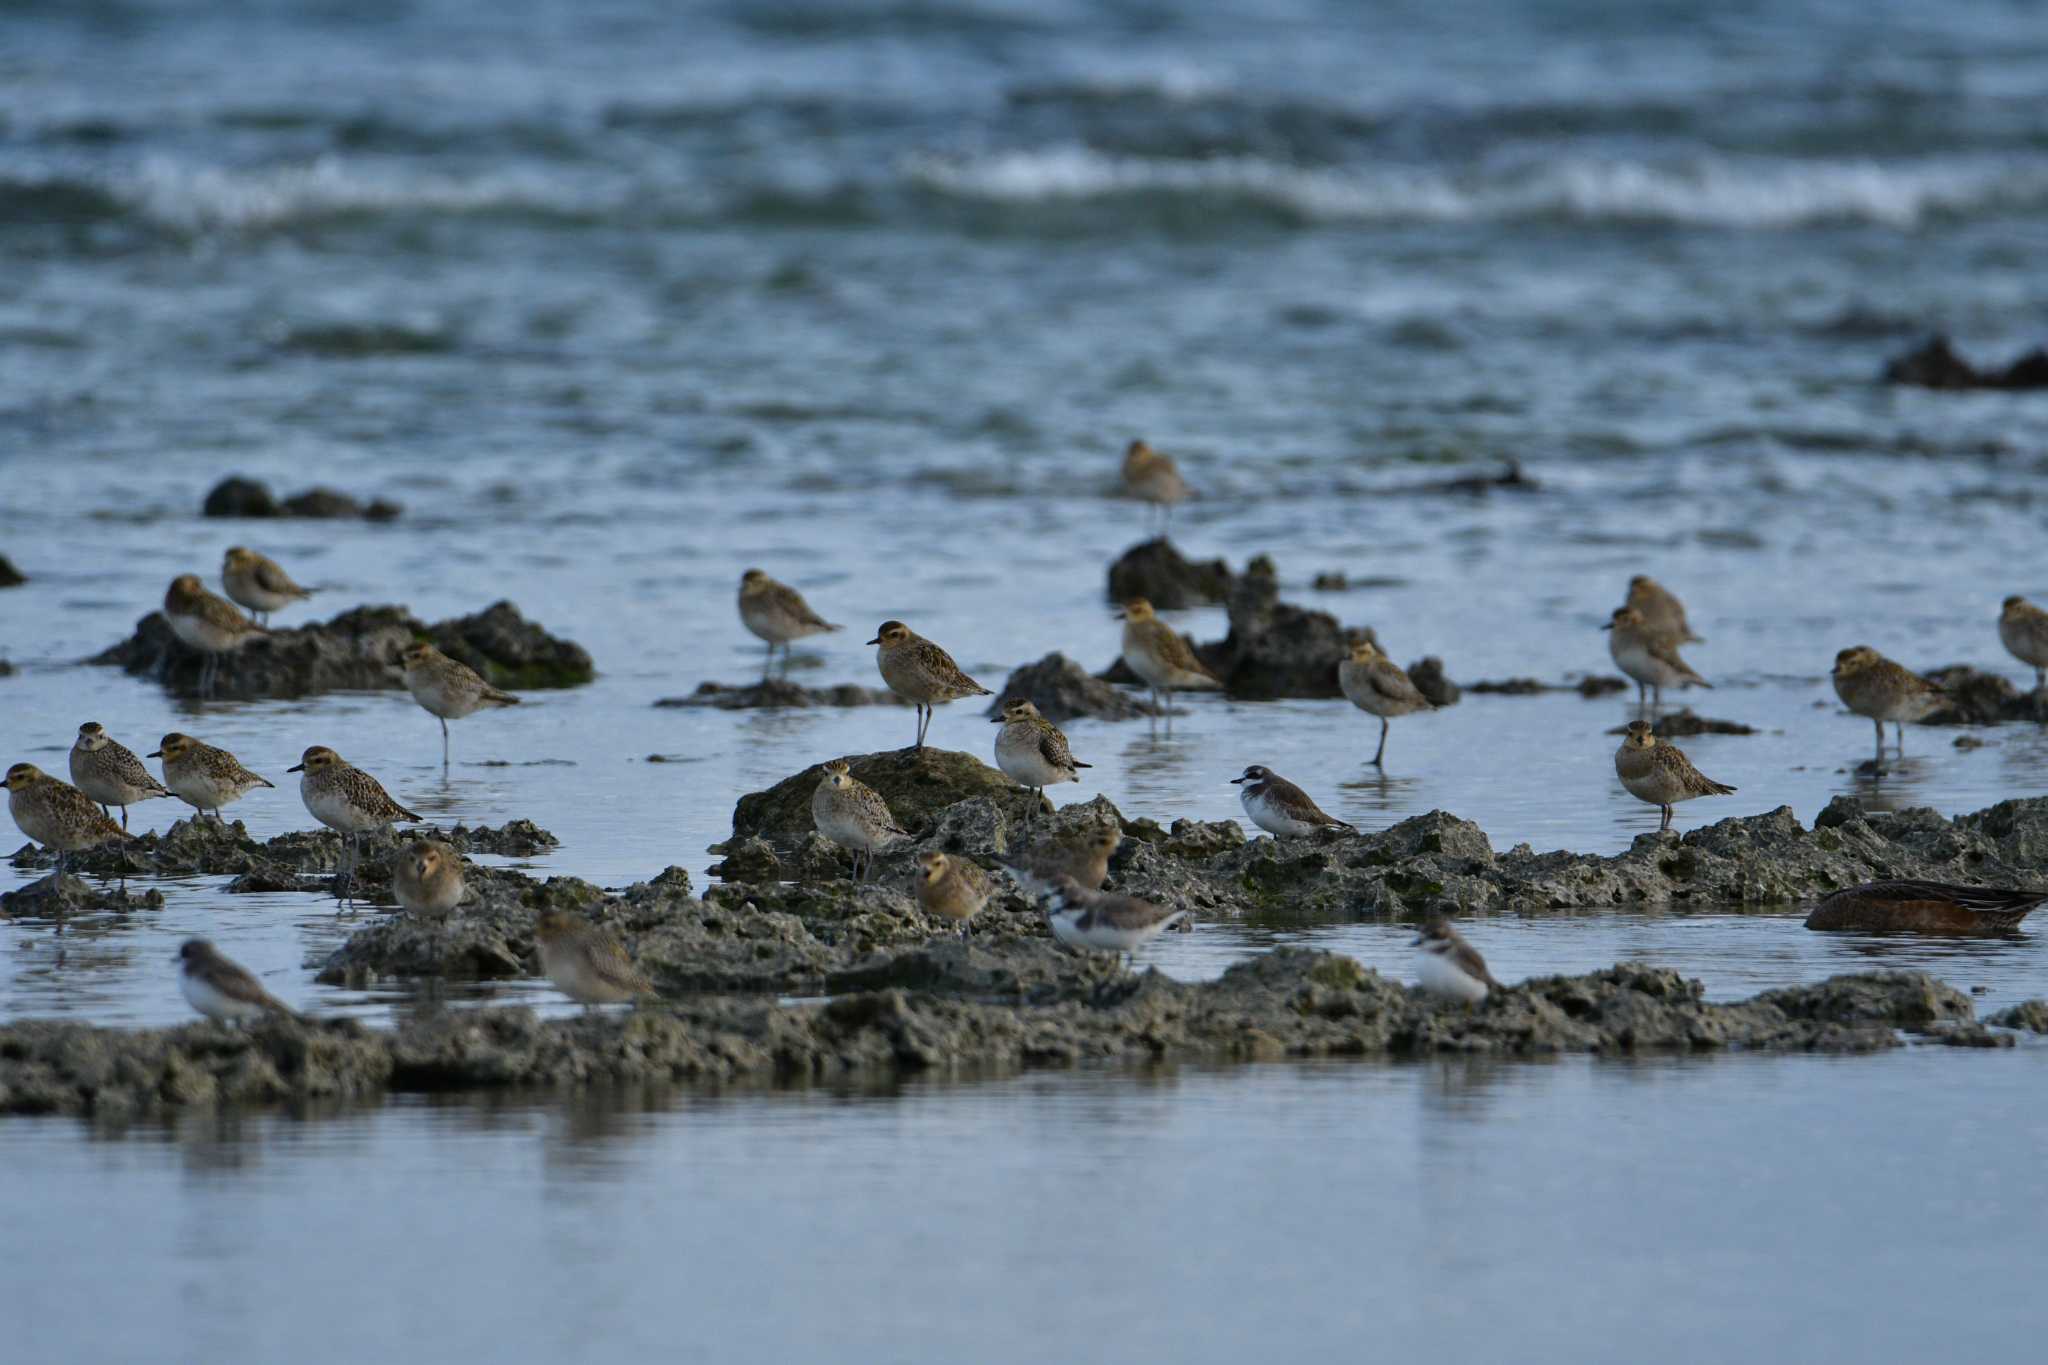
[[904, 145, 2048, 229]]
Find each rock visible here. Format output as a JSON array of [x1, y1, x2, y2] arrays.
[[0, 660, 13, 677], [201, 476, 280, 517], [1105, 538, 1234, 609], [1199, 564, 1367, 699], [1921, 664, 2043, 725], [1412, 460, 1540, 496], [986, 652, 1158, 722], [1604, 710, 1757, 737], [1405, 656, 1461, 707], [1578, 675, 1629, 697], [1312, 571, 1349, 591], [1, 873, 164, 918], [1988, 1000, 2048, 1032], [88, 599, 592, 699], [1881, 335, 2048, 390], [1467, 674, 1628, 697], [653, 679, 904, 710], [0, 554, 24, 588], [201, 474, 404, 521], [728, 748, 1043, 851]]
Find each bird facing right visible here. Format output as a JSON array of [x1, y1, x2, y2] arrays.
[[1412, 917, 1502, 1003], [1998, 596, 2048, 694], [398, 642, 520, 765], [70, 722, 172, 829], [1040, 875, 1188, 968], [221, 546, 312, 626], [1338, 639, 1435, 767], [991, 699, 1091, 807], [533, 911, 654, 1007], [1231, 765, 1353, 838], [739, 569, 841, 676], [1118, 597, 1222, 724], [1804, 880, 2048, 934], [179, 939, 297, 1023], [1613, 720, 1736, 833], [1121, 438, 1190, 532]]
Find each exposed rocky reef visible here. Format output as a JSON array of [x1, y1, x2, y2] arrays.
[[653, 679, 903, 710], [1921, 664, 2046, 725], [986, 651, 1157, 721], [0, 874, 164, 917], [1105, 538, 1234, 609], [1604, 710, 1757, 738], [1469, 675, 1629, 697], [1881, 336, 2048, 391], [89, 599, 593, 699], [202, 475, 403, 521]]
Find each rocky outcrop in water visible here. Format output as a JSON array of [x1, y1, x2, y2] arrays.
[[1881, 336, 2048, 391], [1105, 538, 1234, 609], [1604, 710, 1757, 737], [986, 651, 1157, 721], [0, 874, 164, 917], [653, 679, 903, 710], [201, 474, 403, 521], [0, 554, 23, 587], [89, 599, 593, 699], [1921, 664, 2045, 725], [1101, 560, 1377, 700]]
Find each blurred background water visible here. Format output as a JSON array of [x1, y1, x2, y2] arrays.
[[6, 1, 2048, 1355]]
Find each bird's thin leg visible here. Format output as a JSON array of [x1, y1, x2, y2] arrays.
[[1373, 717, 1389, 767], [1660, 805, 1673, 832], [120, 806, 128, 830], [1163, 687, 1174, 733], [441, 716, 450, 768], [1895, 721, 1905, 756], [1872, 719, 1884, 769]]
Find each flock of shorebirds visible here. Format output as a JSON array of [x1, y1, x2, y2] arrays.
[[13, 443, 2048, 1023]]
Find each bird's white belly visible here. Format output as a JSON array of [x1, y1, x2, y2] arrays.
[[181, 971, 261, 1021], [1416, 950, 1488, 1003], [304, 779, 382, 833], [996, 733, 1070, 788], [1241, 790, 1319, 838]]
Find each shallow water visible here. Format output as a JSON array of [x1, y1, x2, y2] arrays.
[[9, 0, 2048, 1350]]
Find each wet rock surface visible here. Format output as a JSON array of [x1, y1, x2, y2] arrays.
[[653, 679, 904, 710], [1405, 656, 1460, 707], [1469, 674, 1630, 696], [726, 747, 1044, 849], [1, 873, 165, 918], [1105, 538, 1234, 609], [1921, 664, 2045, 725], [202, 474, 403, 521], [986, 651, 1158, 722], [0, 553, 23, 587], [1881, 335, 2048, 391], [89, 599, 593, 698], [1100, 564, 1377, 701], [1605, 710, 1758, 737]]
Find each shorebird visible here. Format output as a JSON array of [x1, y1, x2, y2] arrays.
[[1040, 875, 1188, 970], [1831, 645, 1945, 765], [811, 759, 909, 880], [287, 745, 422, 906], [739, 569, 841, 677], [991, 699, 1091, 809], [178, 939, 298, 1024], [1804, 880, 2048, 934], [150, 733, 272, 822], [1625, 575, 1702, 644], [1118, 597, 1222, 727], [1604, 606, 1709, 710], [1998, 596, 2048, 694], [1122, 439, 1190, 532], [1613, 720, 1736, 832], [1231, 765, 1353, 837], [1339, 640, 1435, 767], [69, 722, 172, 829], [1001, 823, 1123, 895], [5, 762, 129, 887], [534, 911, 654, 1008], [221, 546, 312, 627], [915, 851, 994, 939], [394, 838, 466, 917], [868, 621, 990, 751], [1412, 916, 1502, 1003], [163, 573, 266, 697], [398, 642, 519, 766]]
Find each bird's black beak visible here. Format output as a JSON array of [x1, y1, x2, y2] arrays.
[[865, 635, 881, 645], [1599, 621, 1614, 631], [286, 763, 304, 772], [989, 714, 1004, 723], [1229, 776, 1248, 785], [146, 750, 162, 758]]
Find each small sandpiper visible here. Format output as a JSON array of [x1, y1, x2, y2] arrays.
[[1614, 720, 1736, 832], [221, 546, 312, 627], [288, 745, 422, 905], [5, 762, 129, 885], [811, 759, 910, 880], [163, 572, 266, 696], [1831, 645, 1945, 765], [1041, 875, 1189, 969], [915, 851, 994, 938], [1339, 640, 1435, 767], [179, 939, 298, 1023], [1412, 916, 1502, 1003], [1804, 880, 2048, 934], [1998, 596, 2048, 693], [533, 911, 654, 1008], [1604, 606, 1709, 710], [150, 732, 273, 822], [868, 621, 991, 751], [398, 642, 520, 765], [1122, 438, 1190, 532], [70, 722, 172, 829], [1118, 597, 1222, 725], [739, 569, 841, 676], [1231, 765, 1353, 838], [1625, 575, 1703, 644], [1001, 823, 1123, 895], [394, 838, 466, 917], [991, 699, 1091, 809]]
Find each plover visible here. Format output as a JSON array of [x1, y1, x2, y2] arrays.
[[5, 762, 128, 883], [1998, 596, 2048, 693], [221, 546, 312, 626], [1804, 880, 2048, 934], [398, 642, 519, 765], [991, 699, 1091, 808], [69, 722, 172, 829], [1412, 916, 1502, 1003], [739, 569, 841, 676], [1625, 575, 1703, 644], [533, 911, 653, 1008], [1118, 597, 1222, 724], [394, 838, 466, 917], [811, 759, 909, 880], [1614, 719, 1736, 832], [1603, 606, 1708, 710], [868, 621, 991, 751], [163, 573, 265, 696], [1040, 875, 1188, 969], [178, 939, 298, 1024], [150, 732, 273, 822], [1230, 764, 1353, 837], [1338, 640, 1435, 767], [1831, 645, 1945, 763], [1001, 823, 1122, 895], [287, 745, 422, 905], [915, 851, 994, 938], [1122, 438, 1190, 532]]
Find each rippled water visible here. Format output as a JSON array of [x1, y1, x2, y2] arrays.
[[8, 0, 2048, 1350]]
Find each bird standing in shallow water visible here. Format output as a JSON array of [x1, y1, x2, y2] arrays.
[[288, 746, 422, 907], [1830, 645, 1945, 768], [1121, 439, 1190, 533], [738, 569, 841, 677], [222, 546, 312, 627], [70, 722, 171, 829], [1604, 606, 1708, 712], [1118, 597, 1222, 729], [869, 621, 990, 752], [1998, 596, 2048, 695], [1338, 640, 1435, 767], [398, 641, 520, 767], [1613, 720, 1735, 833]]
